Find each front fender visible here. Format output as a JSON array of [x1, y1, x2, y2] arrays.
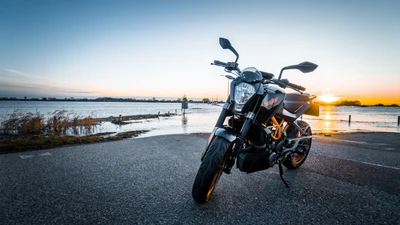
[[201, 127, 236, 161], [214, 127, 236, 142]]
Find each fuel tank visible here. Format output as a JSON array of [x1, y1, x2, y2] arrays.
[[255, 85, 286, 123]]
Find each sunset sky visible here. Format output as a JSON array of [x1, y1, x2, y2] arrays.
[[1, 0, 399, 104]]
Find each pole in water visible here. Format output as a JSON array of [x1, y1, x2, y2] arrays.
[[348, 115, 351, 126], [398, 116, 400, 126]]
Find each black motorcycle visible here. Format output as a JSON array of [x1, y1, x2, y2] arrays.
[[192, 38, 319, 203]]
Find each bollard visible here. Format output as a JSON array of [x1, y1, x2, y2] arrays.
[[398, 116, 400, 126], [348, 115, 351, 126]]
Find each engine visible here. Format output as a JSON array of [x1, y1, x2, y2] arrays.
[[228, 116, 277, 173]]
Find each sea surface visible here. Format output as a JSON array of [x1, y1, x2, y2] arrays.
[[0, 101, 399, 136]]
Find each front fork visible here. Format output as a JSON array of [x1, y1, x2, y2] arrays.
[[222, 113, 254, 173], [201, 96, 255, 174], [201, 97, 232, 161]]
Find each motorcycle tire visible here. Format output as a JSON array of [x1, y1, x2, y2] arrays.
[[192, 137, 230, 203], [283, 120, 312, 169]]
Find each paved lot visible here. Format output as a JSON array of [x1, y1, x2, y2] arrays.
[[1, 133, 399, 224]]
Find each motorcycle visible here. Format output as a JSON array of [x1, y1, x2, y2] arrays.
[[192, 38, 319, 203]]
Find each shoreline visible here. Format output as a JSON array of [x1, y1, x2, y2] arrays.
[[95, 112, 178, 124], [1, 129, 398, 154], [312, 130, 400, 145], [1, 110, 399, 153]]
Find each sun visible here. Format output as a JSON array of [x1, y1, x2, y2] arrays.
[[318, 94, 339, 103]]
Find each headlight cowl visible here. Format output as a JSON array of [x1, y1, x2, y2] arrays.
[[234, 82, 256, 112]]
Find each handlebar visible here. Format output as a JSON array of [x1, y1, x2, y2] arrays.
[[288, 82, 306, 91], [211, 60, 227, 67], [211, 60, 240, 73], [212, 60, 305, 92], [273, 79, 306, 91]]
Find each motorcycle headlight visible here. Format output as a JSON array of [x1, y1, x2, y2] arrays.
[[234, 82, 256, 112]]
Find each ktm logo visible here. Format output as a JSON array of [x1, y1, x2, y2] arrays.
[[264, 97, 278, 107]]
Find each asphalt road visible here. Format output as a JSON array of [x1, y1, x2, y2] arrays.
[[1, 133, 399, 224]]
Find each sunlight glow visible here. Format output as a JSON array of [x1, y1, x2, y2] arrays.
[[319, 94, 339, 103]]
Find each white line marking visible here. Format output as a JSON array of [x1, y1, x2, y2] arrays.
[[39, 152, 52, 156], [313, 152, 400, 171], [19, 155, 35, 159], [358, 161, 400, 171], [339, 140, 389, 146]]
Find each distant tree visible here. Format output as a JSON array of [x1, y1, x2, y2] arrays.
[[202, 98, 210, 103], [337, 100, 362, 106], [375, 103, 384, 106], [390, 104, 398, 107]]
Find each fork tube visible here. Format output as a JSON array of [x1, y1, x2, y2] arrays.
[[240, 114, 253, 138], [215, 96, 231, 127]]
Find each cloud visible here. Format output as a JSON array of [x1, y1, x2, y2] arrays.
[[63, 91, 96, 94], [0, 79, 99, 97], [2, 69, 42, 79]]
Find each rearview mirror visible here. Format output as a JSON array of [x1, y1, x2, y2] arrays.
[[296, 61, 318, 73], [219, 37, 239, 63], [219, 38, 232, 50], [278, 61, 318, 80]]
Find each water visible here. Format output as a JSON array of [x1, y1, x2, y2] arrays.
[[304, 105, 400, 133], [1, 101, 399, 136], [0, 101, 222, 136], [0, 101, 185, 118]]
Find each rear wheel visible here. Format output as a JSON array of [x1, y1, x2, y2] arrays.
[[283, 121, 312, 169], [192, 137, 231, 203]]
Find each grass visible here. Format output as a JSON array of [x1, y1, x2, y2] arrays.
[[0, 110, 150, 153], [0, 130, 149, 153], [1, 110, 99, 136]]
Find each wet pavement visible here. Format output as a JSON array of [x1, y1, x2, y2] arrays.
[[0, 133, 399, 224]]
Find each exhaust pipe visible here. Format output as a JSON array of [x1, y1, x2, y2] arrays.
[[282, 136, 313, 154]]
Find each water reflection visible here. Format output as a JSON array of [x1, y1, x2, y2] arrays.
[[181, 114, 188, 125], [320, 105, 341, 132], [323, 110, 332, 131], [181, 114, 188, 133]]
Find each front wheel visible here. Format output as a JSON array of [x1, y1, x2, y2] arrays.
[[283, 120, 312, 169], [192, 137, 231, 203]]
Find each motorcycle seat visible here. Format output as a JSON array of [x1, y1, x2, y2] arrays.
[[284, 93, 311, 114]]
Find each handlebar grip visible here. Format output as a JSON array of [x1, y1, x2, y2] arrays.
[[213, 60, 227, 66], [288, 82, 306, 91]]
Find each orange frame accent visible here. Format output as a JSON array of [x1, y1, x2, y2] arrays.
[[269, 116, 289, 141]]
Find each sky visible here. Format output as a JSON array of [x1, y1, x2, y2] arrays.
[[0, 0, 399, 104]]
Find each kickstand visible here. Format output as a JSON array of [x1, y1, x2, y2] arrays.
[[278, 162, 290, 188]]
